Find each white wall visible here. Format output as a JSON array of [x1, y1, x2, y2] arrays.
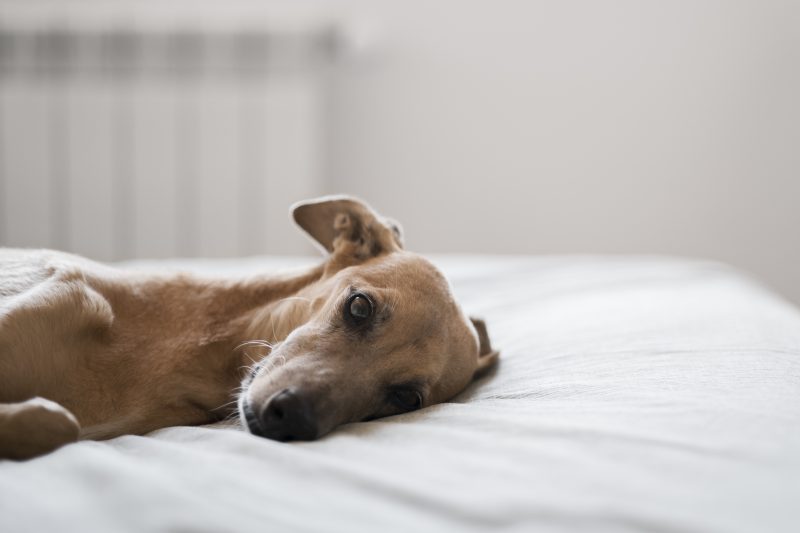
[[326, 0, 800, 303], [1, 0, 798, 303]]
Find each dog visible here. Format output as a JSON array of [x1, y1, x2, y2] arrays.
[[0, 196, 499, 460]]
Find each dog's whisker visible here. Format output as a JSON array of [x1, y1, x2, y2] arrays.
[[269, 318, 279, 346], [208, 398, 241, 414], [242, 352, 258, 366], [222, 411, 240, 423], [235, 339, 274, 351], [249, 351, 286, 387], [233, 340, 278, 375]]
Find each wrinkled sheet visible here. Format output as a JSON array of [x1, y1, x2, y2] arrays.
[[2, 255, 799, 533]]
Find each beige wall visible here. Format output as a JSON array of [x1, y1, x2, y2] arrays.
[[327, 0, 800, 304]]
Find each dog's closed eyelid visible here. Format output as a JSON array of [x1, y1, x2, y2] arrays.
[[387, 387, 424, 412]]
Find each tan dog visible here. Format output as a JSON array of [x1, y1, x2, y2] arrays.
[[0, 196, 498, 460]]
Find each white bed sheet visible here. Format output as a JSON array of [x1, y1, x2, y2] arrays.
[[2, 255, 799, 533]]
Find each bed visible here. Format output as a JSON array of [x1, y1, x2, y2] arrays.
[[1, 255, 799, 533]]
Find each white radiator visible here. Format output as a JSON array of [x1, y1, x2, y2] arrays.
[[0, 19, 335, 259]]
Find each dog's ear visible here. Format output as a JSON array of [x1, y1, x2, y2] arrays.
[[471, 317, 499, 378], [292, 195, 403, 258]]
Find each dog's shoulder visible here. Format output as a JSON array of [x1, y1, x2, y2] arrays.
[[0, 249, 115, 344]]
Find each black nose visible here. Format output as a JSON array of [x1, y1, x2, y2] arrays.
[[255, 388, 318, 441]]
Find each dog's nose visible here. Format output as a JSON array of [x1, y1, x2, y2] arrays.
[[257, 388, 318, 441]]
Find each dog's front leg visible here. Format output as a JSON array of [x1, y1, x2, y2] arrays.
[[0, 398, 80, 460]]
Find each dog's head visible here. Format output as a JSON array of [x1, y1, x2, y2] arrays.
[[239, 196, 498, 441]]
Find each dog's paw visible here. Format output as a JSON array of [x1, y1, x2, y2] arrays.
[[0, 397, 80, 460]]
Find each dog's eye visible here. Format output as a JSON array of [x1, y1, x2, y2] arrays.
[[389, 389, 422, 412], [346, 293, 373, 323]]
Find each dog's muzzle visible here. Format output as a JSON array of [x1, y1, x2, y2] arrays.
[[243, 388, 319, 441]]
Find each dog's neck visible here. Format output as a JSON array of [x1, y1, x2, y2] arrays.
[[80, 261, 328, 439], [177, 260, 330, 383], [202, 262, 328, 344]]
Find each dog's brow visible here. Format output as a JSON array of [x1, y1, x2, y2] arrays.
[[376, 300, 393, 323]]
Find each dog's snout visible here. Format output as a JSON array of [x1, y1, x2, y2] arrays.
[[255, 388, 318, 442]]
